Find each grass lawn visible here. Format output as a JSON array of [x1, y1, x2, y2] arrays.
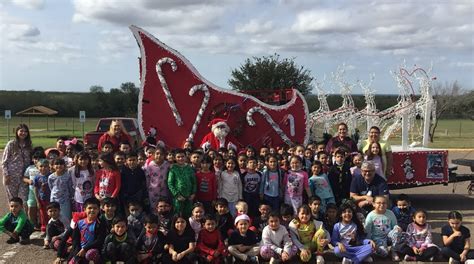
[[0, 117, 473, 150], [387, 119, 474, 149], [0, 116, 99, 149]]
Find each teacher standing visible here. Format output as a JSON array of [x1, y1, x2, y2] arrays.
[[2, 124, 32, 203], [97, 119, 133, 153], [325, 122, 358, 154], [359, 126, 393, 178]]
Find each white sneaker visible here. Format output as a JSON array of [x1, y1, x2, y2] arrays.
[[391, 251, 400, 261], [363, 256, 373, 263], [269, 257, 280, 264], [449, 257, 461, 264], [316, 255, 325, 264], [342, 257, 352, 264]]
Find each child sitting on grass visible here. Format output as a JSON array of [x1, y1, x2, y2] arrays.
[[196, 214, 227, 263], [260, 211, 297, 263], [137, 214, 166, 263], [441, 210, 474, 263], [44, 202, 67, 250], [55, 197, 106, 264], [228, 214, 260, 263], [127, 201, 146, 239], [214, 198, 234, 242], [102, 217, 136, 264], [289, 204, 330, 264], [100, 197, 120, 234], [364, 196, 400, 261], [400, 209, 439, 262], [0, 197, 34, 245]]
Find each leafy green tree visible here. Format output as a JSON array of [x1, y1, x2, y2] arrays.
[[119, 82, 139, 115], [229, 54, 313, 96], [89, 85, 104, 93]]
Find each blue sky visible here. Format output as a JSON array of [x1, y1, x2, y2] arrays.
[[1, 0, 473, 94]]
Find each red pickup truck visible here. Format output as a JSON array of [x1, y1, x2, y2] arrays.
[[84, 117, 142, 149]]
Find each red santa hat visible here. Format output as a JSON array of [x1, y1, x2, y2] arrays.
[[209, 118, 229, 132]]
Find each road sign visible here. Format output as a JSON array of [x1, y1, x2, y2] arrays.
[[5, 110, 11, 120], [79, 111, 86, 123]]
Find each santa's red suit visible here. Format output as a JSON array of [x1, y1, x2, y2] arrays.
[[200, 118, 239, 151]]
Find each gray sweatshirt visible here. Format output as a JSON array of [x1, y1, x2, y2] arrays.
[[261, 225, 294, 255]]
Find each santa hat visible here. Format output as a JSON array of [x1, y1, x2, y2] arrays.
[[209, 118, 229, 131], [234, 214, 250, 225]]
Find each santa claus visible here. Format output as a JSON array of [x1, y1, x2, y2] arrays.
[[200, 118, 239, 152]]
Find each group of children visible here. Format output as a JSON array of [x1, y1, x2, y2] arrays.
[[0, 137, 473, 263]]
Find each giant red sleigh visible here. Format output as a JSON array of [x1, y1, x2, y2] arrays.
[[130, 26, 309, 149]]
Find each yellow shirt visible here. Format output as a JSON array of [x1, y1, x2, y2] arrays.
[[360, 139, 392, 175]]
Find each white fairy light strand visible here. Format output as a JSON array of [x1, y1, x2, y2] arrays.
[[286, 114, 295, 137], [156, 57, 183, 126], [247, 106, 293, 145], [187, 84, 210, 141]]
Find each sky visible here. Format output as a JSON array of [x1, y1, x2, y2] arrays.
[[1, 0, 473, 95]]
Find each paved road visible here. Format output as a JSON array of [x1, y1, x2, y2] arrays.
[[0, 151, 472, 263]]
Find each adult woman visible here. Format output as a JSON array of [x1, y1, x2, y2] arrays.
[[97, 120, 132, 153], [359, 126, 393, 178], [2, 124, 32, 203], [325, 122, 358, 154]]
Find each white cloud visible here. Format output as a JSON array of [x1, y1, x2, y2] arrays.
[[160, 33, 240, 54], [0, 11, 83, 66], [70, 1, 473, 56], [72, 0, 227, 33], [236, 19, 274, 34], [2, 0, 473, 92], [97, 30, 134, 63], [11, 0, 44, 9], [449, 62, 474, 68], [14, 41, 79, 51], [30, 52, 84, 64], [292, 9, 360, 33], [0, 11, 40, 41], [139, 0, 223, 10], [1, 22, 40, 40]]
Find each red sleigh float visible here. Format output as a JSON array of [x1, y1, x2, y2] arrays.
[[131, 25, 309, 149]]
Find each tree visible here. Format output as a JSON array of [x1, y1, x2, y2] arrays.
[[228, 53, 313, 96], [89, 85, 104, 93], [429, 81, 464, 142], [120, 82, 139, 115]]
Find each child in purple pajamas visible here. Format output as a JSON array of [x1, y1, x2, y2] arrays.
[[332, 203, 374, 264]]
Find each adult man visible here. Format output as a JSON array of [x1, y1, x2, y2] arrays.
[[200, 118, 239, 152], [350, 161, 389, 213]]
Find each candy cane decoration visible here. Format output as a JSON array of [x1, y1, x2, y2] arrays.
[[285, 114, 295, 136], [156, 57, 183, 126], [247, 106, 293, 145], [187, 84, 210, 141]]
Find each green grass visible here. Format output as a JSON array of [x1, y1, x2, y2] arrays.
[[386, 119, 474, 149], [0, 117, 473, 150], [0, 116, 99, 149]]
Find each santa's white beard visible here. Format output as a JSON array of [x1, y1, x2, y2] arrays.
[[213, 127, 229, 141]]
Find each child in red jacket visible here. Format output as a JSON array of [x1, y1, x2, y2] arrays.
[[196, 214, 227, 263]]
